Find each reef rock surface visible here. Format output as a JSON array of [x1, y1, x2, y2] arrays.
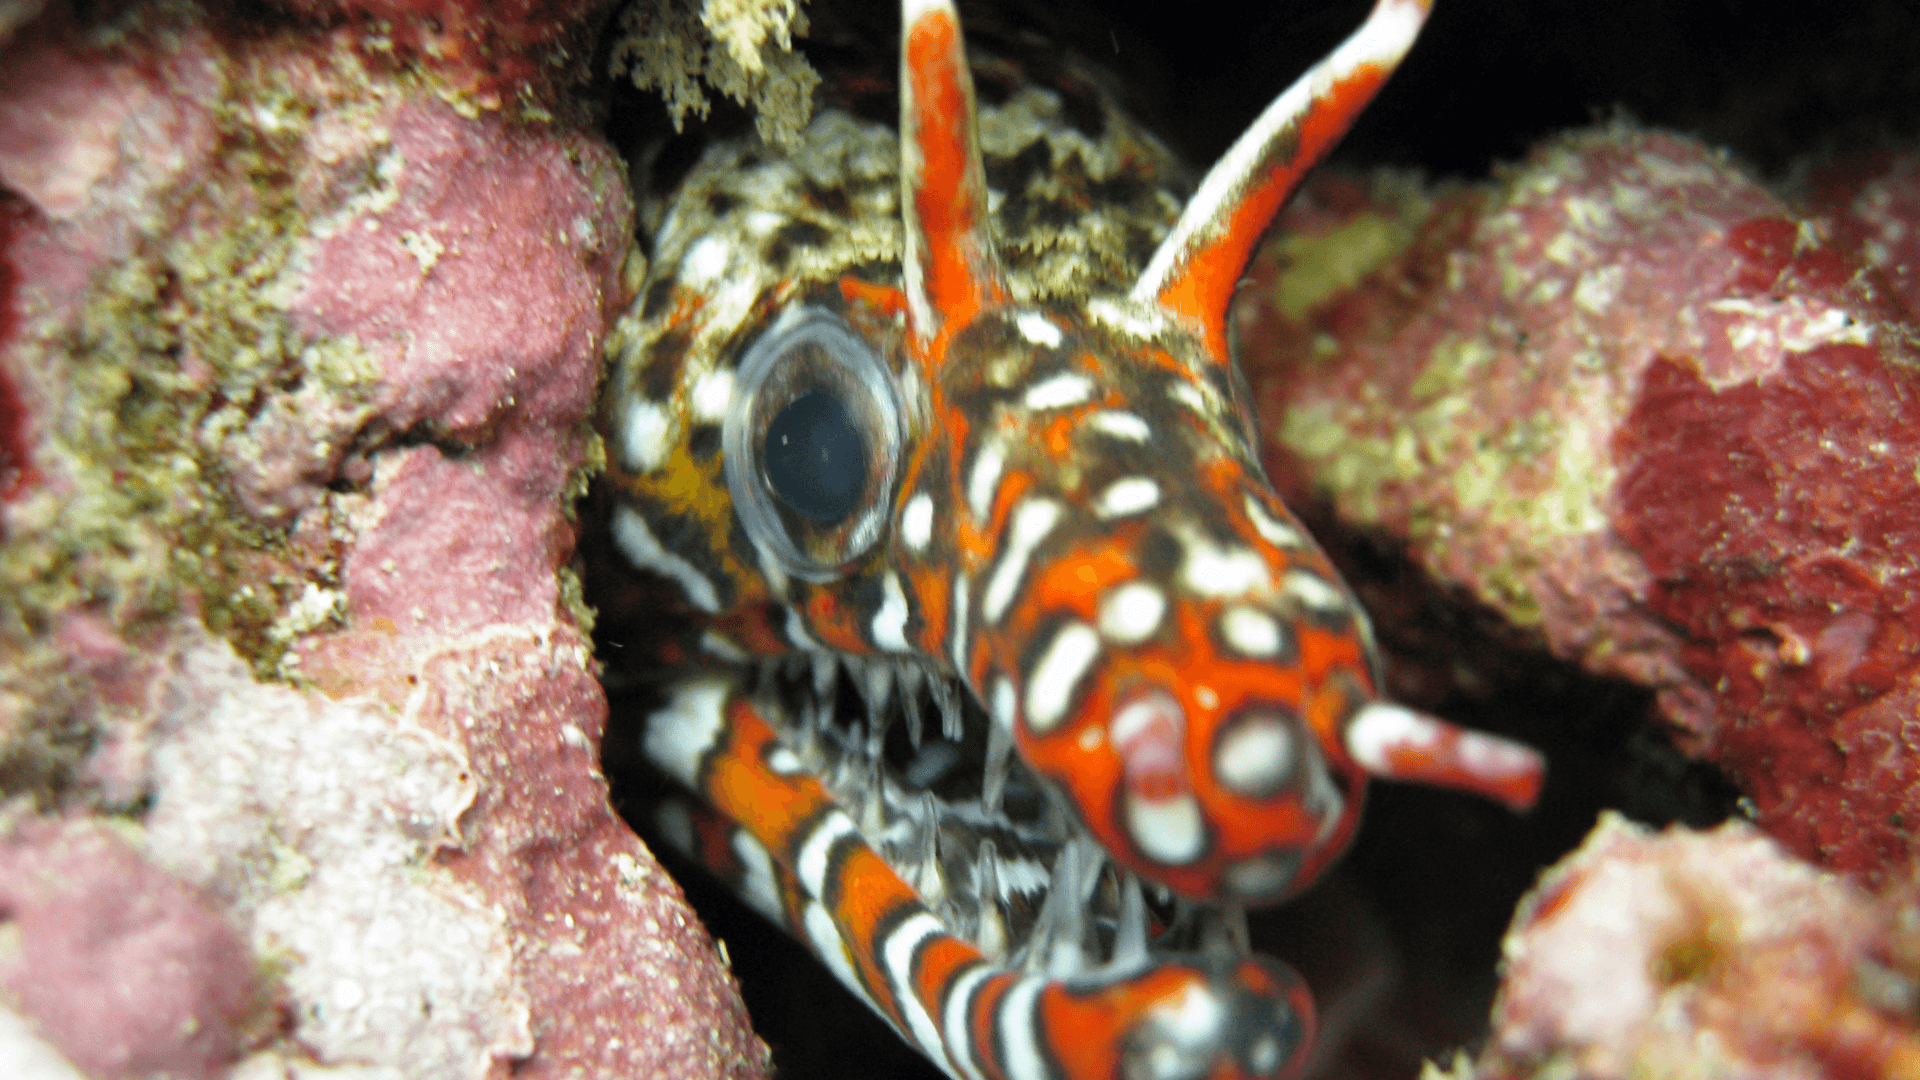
[[1242, 127, 1920, 888], [0, 5, 769, 1078]]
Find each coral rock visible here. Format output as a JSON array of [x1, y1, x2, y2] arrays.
[[1476, 813, 1920, 1080], [0, 819, 262, 1079], [1241, 126, 1920, 884], [0, 5, 769, 1078]]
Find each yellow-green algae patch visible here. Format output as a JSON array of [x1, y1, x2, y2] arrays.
[[1268, 172, 1431, 325], [1277, 275, 1617, 634], [611, 0, 821, 147], [0, 12, 396, 802]]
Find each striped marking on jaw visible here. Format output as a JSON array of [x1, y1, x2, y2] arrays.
[[612, 505, 722, 612], [883, 913, 952, 1063], [798, 810, 859, 898], [996, 976, 1052, 1080], [642, 675, 731, 787]]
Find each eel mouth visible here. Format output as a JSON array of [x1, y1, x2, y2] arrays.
[[736, 647, 1254, 978]]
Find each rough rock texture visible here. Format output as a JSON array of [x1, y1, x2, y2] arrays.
[[1239, 127, 1920, 885], [1810, 150, 1920, 320], [0, 819, 264, 1079], [1469, 814, 1920, 1080], [0, 4, 768, 1078]]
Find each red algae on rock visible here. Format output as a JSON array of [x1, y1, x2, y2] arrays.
[[0, 818, 265, 1080], [1240, 125, 1920, 885], [1471, 814, 1920, 1080], [0, 3, 769, 1077]]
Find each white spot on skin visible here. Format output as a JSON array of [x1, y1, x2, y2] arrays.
[[1168, 380, 1216, 419], [1086, 410, 1152, 442], [682, 236, 731, 285], [1022, 372, 1094, 410], [882, 913, 950, 1062], [1014, 312, 1065, 348], [1178, 528, 1271, 599], [967, 440, 1007, 523], [901, 493, 935, 551], [983, 499, 1063, 623], [730, 829, 784, 920], [797, 814, 857, 905], [641, 675, 730, 787], [1214, 713, 1296, 797], [620, 397, 674, 473], [690, 369, 734, 422], [873, 572, 912, 652], [1025, 621, 1102, 735], [612, 505, 721, 612], [1219, 605, 1285, 658], [1127, 790, 1207, 865], [1094, 477, 1160, 519], [1285, 567, 1349, 616], [1098, 582, 1166, 644], [1244, 493, 1306, 549]]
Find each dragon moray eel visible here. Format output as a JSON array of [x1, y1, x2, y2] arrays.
[[599, 1, 1544, 1076]]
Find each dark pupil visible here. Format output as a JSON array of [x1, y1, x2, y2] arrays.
[[763, 388, 868, 526]]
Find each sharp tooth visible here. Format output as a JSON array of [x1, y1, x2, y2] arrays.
[[975, 839, 1008, 960], [932, 677, 963, 742], [860, 758, 889, 839], [812, 652, 838, 699], [1026, 838, 1097, 977], [1111, 873, 1149, 970], [862, 661, 895, 724], [901, 681, 925, 750], [982, 711, 1014, 817], [916, 794, 946, 904], [899, 661, 926, 697]]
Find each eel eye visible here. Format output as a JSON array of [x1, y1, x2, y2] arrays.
[[723, 306, 905, 581]]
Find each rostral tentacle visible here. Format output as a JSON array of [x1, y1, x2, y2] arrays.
[[602, 0, 1543, 1076]]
